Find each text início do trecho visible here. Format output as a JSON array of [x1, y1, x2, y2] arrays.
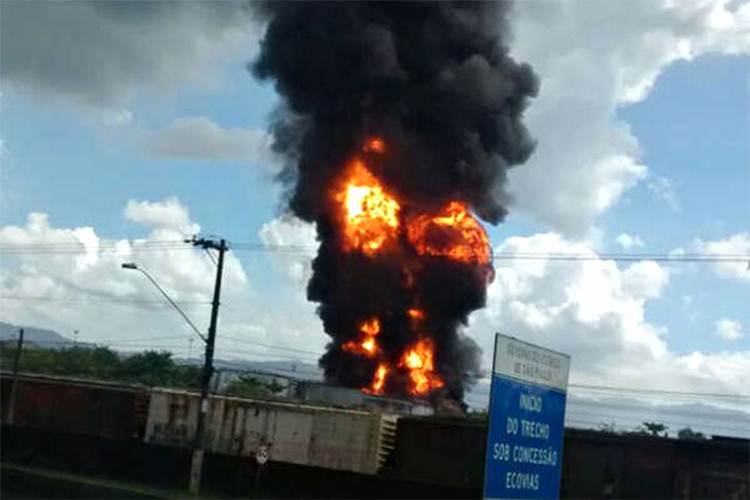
[[490, 392, 558, 491]]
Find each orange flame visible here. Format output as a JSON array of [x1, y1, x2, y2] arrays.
[[399, 338, 444, 396], [335, 161, 400, 255], [363, 137, 386, 154], [342, 317, 381, 357], [330, 139, 493, 399], [406, 201, 491, 265], [365, 363, 389, 395], [407, 308, 425, 320]]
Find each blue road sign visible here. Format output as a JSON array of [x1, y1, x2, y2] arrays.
[[483, 334, 570, 500]]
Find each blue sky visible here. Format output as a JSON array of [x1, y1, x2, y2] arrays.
[[611, 54, 749, 354], [5, 53, 746, 353], [1, 1, 748, 408]]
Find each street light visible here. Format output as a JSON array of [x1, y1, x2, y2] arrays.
[[121, 262, 206, 343], [122, 237, 227, 495]]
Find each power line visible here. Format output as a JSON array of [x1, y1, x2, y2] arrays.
[[0, 295, 210, 306], [215, 347, 319, 366], [564, 410, 748, 433], [219, 334, 326, 357], [1, 240, 748, 263], [236, 365, 323, 378], [5, 335, 748, 412], [6, 335, 190, 346], [0, 240, 188, 253], [8, 331, 750, 402], [203, 248, 218, 267], [563, 418, 747, 435], [568, 383, 750, 401]]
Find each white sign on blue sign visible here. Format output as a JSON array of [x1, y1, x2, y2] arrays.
[[483, 334, 570, 500]]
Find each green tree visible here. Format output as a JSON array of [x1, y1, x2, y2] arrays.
[[639, 421, 668, 437], [225, 375, 283, 398], [1, 343, 203, 390], [117, 350, 176, 386], [677, 427, 706, 440], [597, 422, 618, 434], [171, 363, 202, 389]]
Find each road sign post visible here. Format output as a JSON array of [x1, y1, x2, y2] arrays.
[[483, 333, 570, 500]]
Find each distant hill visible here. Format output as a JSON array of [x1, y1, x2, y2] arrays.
[[0, 321, 91, 349]]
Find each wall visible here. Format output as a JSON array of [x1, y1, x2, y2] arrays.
[[143, 388, 389, 475]]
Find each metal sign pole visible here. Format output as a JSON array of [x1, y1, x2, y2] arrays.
[[482, 332, 501, 495]]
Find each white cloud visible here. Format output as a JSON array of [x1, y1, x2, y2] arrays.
[[715, 318, 744, 341], [124, 197, 199, 236], [144, 117, 281, 169], [647, 176, 681, 212], [0, 199, 325, 361], [4, 207, 746, 400], [507, 0, 749, 236], [694, 232, 750, 284], [99, 109, 134, 128], [0, 1, 261, 115], [258, 216, 318, 284], [467, 232, 748, 396], [616, 233, 646, 250]]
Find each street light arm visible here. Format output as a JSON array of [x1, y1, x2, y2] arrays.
[[136, 268, 207, 343]]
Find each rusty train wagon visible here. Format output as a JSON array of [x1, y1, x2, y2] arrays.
[[1, 372, 149, 439], [144, 387, 397, 475], [1, 373, 397, 477]]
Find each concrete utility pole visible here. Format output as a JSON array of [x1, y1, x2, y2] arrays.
[[6, 328, 24, 424], [188, 237, 227, 495]]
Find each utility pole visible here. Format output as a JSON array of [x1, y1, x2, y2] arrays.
[[6, 328, 24, 425], [188, 238, 227, 495]]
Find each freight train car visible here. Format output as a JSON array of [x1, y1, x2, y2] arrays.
[[143, 387, 398, 475], [384, 415, 750, 499], [3, 372, 749, 499], [0, 371, 149, 439], [1, 373, 398, 477]]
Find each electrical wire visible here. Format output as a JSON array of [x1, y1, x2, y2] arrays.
[[563, 411, 747, 434], [219, 334, 326, 357], [0, 295, 210, 306], [6, 334, 750, 403], [563, 418, 747, 436], [569, 383, 750, 401], [203, 248, 218, 267], [1, 240, 748, 263]]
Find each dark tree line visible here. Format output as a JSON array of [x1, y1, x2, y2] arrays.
[[0, 342, 201, 389], [0, 342, 286, 398]]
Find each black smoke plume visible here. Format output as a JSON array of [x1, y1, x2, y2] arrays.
[[251, 1, 537, 405]]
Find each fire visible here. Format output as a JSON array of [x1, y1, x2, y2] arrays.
[[363, 137, 386, 154], [342, 317, 380, 357], [360, 317, 380, 336], [331, 140, 493, 400], [366, 363, 389, 395], [335, 160, 400, 255], [407, 308, 424, 320], [406, 201, 491, 265], [399, 338, 444, 395]]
